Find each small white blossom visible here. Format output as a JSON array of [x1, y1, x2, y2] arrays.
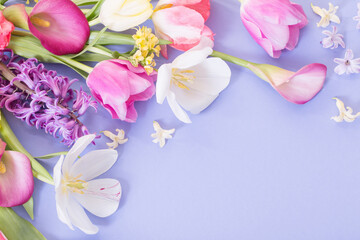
[[334, 49, 360, 75], [331, 98, 360, 122], [353, 3, 360, 29], [151, 121, 175, 148], [102, 129, 128, 149], [321, 26, 345, 49], [311, 3, 340, 28]]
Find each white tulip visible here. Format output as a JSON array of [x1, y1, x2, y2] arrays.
[[156, 38, 231, 123], [99, 0, 153, 32], [53, 134, 121, 234]]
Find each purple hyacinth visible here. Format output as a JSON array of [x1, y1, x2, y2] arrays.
[[0, 50, 97, 146]]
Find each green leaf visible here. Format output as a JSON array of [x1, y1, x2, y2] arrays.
[[0, 207, 46, 240], [23, 197, 34, 220], [73, 53, 112, 62], [86, 0, 105, 21], [35, 151, 68, 160], [72, 0, 98, 6]]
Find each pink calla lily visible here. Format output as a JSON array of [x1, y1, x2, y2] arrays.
[[248, 63, 327, 104], [28, 0, 90, 55], [0, 139, 34, 207]]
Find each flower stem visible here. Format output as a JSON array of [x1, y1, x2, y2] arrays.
[[0, 111, 54, 185], [56, 56, 94, 74], [88, 17, 101, 27], [210, 50, 252, 68]]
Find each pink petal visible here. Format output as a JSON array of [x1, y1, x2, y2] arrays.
[[157, 0, 210, 20], [286, 25, 300, 50], [0, 151, 34, 207], [0, 11, 14, 50], [0, 231, 7, 240], [28, 0, 90, 55], [153, 6, 204, 51]]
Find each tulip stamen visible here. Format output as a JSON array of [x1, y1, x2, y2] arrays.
[[62, 174, 88, 195], [171, 68, 195, 90], [30, 16, 51, 28], [0, 161, 6, 174]]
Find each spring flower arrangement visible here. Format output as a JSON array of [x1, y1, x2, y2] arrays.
[[0, 0, 329, 237]]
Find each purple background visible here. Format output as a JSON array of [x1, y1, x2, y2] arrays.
[[8, 0, 360, 239]]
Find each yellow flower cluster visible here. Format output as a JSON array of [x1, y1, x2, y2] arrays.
[[130, 26, 161, 75]]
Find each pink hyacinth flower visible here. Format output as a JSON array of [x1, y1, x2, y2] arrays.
[[87, 60, 156, 122], [152, 0, 213, 58], [248, 63, 327, 104], [0, 139, 34, 207], [27, 0, 90, 55], [0, 12, 14, 50], [240, 0, 308, 58]]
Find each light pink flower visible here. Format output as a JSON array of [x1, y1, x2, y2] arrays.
[[321, 26, 345, 49], [334, 49, 360, 75], [0, 139, 34, 207], [353, 3, 360, 29], [152, 0, 213, 58], [240, 0, 308, 58], [0, 12, 14, 50], [247, 63, 327, 104], [87, 60, 156, 122], [4, 0, 90, 55]]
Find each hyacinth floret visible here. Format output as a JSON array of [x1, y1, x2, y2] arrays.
[[0, 50, 97, 146]]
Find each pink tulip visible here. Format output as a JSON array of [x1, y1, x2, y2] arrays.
[[152, 0, 213, 58], [240, 0, 308, 58], [248, 63, 327, 104], [0, 231, 7, 240], [4, 0, 90, 55], [0, 12, 14, 50], [0, 139, 34, 207], [87, 60, 156, 122]]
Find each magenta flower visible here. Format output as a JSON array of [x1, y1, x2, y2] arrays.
[[0, 12, 14, 50], [3, 0, 89, 55], [0, 139, 34, 207], [247, 63, 327, 104], [240, 0, 308, 58], [87, 60, 156, 122]]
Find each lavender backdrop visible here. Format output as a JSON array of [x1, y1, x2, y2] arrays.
[[9, 0, 360, 239]]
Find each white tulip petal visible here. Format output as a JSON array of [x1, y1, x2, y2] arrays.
[[167, 91, 192, 123], [53, 155, 64, 188], [55, 190, 74, 231], [156, 64, 172, 104], [172, 46, 213, 69], [100, 0, 153, 32], [189, 58, 231, 95], [67, 195, 99, 235], [171, 85, 218, 114], [70, 149, 118, 181], [62, 134, 96, 174], [75, 178, 121, 218]]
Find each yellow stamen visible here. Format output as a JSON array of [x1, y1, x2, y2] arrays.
[[171, 68, 195, 90], [0, 161, 6, 174], [62, 174, 88, 195], [30, 16, 51, 28]]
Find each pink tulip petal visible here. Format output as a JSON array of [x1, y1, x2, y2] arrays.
[[286, 25, 300, 50], [28, 0, 90, 55], [0, 151, 34, 207], [0, 231, 7, 240], [157, 0, 210, 20], [153, 6, 204, 51], [0, 12, 14, 50], [87, 60, 156, 122]]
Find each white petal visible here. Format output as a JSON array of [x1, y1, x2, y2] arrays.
[[171, 85, 219, 114], [75, 178, 121, 217], [62, 134, 96, 174], [70, 149, 118, 181], [189, 58, 231, 95], [67, 195, 99, 234], [167, 91, 192, 123], [156, 64, 172, 104], [55, 190, 74, 231], [172, 46, 213, 69], [100, 0, 153, 32], [53, 155, 64, 188]]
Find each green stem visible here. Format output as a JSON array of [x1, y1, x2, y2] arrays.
[[210, 50, 252, 68], [87, 46, 113, 57], [0, 111, 54, 185], [88, 17, 101, 27], [56, 56, 93, 74]]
